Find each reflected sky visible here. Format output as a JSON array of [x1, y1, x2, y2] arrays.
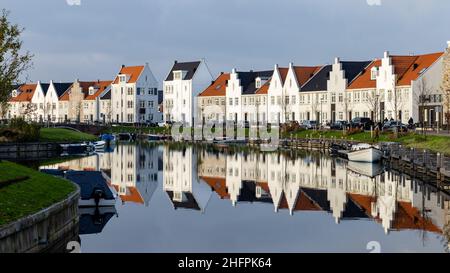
[[40, 144, 450, 253]]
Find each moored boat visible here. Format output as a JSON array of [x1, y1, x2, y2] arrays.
[[347, 143, 383, 163]]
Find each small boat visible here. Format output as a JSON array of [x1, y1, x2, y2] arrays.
[[60, 143, 93, 155], [347, 161, 383, 178], [40, 169, 116, 207], [347, 143, 383, 163], [148, 134, 163, 141], [100, 133, 116, 143], [78, 206, 117, 235], [92, 140, 106, 150]]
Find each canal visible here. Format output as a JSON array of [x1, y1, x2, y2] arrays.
[[29, 143, 450, 252]]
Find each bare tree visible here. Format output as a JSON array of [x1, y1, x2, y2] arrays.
[[20, 102, 36, 122], [415, 77, 434, 136], [365, 89, 380, 122]]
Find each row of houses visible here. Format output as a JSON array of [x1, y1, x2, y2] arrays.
[[164, 41, 450, 127], [4, 63, 162, 124], [4, 41, 450, 127]]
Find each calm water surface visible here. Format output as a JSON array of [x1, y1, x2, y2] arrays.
[[38, 143, 450, 253]]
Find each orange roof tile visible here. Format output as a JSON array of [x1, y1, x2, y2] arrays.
[[200, 176, 229, 199], [9, 84, 37, 102], [278, 190, 322, 211], [118, 186, 144, 204], [59, 91, 70, 101], [348, 193, 377, 217], [84, 80, 112, 100], [293, 66, 322, 86], [278, 67, 289, 84], [397, 52, 443, 86], [347, 60, 381, 90], [113, 65, 145, 84], [392, 201, 442, 233], [255, 80, 270, 95], [198, 73, 230, 97]]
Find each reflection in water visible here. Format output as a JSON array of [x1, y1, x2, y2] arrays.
[[40, 144, 450, 252]]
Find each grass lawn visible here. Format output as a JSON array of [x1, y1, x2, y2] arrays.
[[0, 161, 76, 227], [40, 128, 97, 142]]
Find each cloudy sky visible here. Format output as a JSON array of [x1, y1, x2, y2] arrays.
[[2, 0, 450, 85]]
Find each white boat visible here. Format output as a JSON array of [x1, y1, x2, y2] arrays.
[[92, 140, 106, 150], [347, 161, 383, 177], [347, 143, 383, 163]]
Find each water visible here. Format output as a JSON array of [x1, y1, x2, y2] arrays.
[[37, 143, 450, 253]]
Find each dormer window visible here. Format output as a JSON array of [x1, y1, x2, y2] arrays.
[[119, 75, 126, 83], [255, 78, 261, 88], [174, 71, 182, 80], [371, 67, 379, 80], [88, 87, 95, 96], [12, 90, 17, 97]]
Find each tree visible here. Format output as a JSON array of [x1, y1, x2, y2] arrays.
[[20, 102, 36, 121], [0, 9, 33, 118], [366, 89, 380, 122], [415, 77, 433, 136]]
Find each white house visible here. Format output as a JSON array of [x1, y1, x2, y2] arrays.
[[111, 63, 160, 124], [45, 81, 72, 123], [163, 60, 213, 125]]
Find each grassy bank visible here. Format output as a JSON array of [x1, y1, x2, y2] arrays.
[[39, 128, 97, 142], [287, 129, 450, 155], [0, 161, 76, 227], [103, 125, 168, 135]]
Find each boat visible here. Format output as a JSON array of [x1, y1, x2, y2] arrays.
[[78, 206, 117, 235], [60, 142, 93, 155], [40, 169, 116, 207], [92, 140, 106, 150], [100, 133, 116, 143], [346, 143, 383, 163], [347, 161, 383, 178]]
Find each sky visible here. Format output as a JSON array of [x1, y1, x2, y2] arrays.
[[2, 0, 450, 86]]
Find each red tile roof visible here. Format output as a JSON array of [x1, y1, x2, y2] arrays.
[[9, 84, 37, 102], [84, 80, 112, 100], [347, 60, 381, 90], [112, 184, 144, 204], [392, 201, 441, 233], [198, 73, 230, 97], [255, 80, 270, 95], [113, 65, 145, 84], [278, 67, 289, 84], [397, 52, 443, 86], [293, 66, 322, 86], [200, 176, 229, 199]]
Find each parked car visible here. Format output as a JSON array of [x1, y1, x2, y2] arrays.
[[382, 120, 408, 132], [330, 120, 349, 130], [300, 120, 318, 130], [350, 117, 374, 130]]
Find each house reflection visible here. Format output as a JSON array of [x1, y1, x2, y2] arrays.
[[40, 144, 450, 247]]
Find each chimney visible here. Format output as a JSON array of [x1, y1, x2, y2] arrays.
[[334, 57, 340, 64], [289, 62, 294, 68], [220, 71, 224, 75], [274, 64, 278, 70], [384, 51, 389, 58], [121, 64, 125, 68], [174, 60, 178, 64], [231, 68, 236, 74]]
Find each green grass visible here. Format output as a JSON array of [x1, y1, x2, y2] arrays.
[[39, 128, 97, 142], [0, 161, 76, 227]]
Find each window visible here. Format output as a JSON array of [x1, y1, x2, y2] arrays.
[[119, 75, 126, 82], [255, 79, 261, 88], [127, 101, 133, 108], [174, 71, 182, 80], [127, 87, 133, 95], [271, 96, 275, 105], [371, 67, 378, 80], [229, 98, 233, 106], [338, 93, 343, 103], [235, 98, 239, 105], [285, 96, 289, 105], [292, 96, 296, 105]]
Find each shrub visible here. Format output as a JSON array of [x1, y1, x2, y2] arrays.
[[344, 127, 362, 136], [0, 118, 40, 142]]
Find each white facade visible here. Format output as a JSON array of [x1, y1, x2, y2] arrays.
[[163, 60, 213, 125], [111, 63, 161, 124]]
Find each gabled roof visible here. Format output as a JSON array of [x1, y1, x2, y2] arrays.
[[341, 61, 372, 83], [100, 89, 111, 100], [255, 80, 270, 95], [165, 61, 201, 81], [112, 185, 144, 204], [113, 65, 145, 84], [166, 191, 201, 211], [292, 66, 323, 87], [200, 176, 229, 199], [238, 70, 273, 95], [348, 60, 381, 90], [198, 73, 230, 97], [85, 81, 112, 100], [9, 83, 37, 102], [301, 65, 333, 92], [40, 83, 50, 95], [278, 67, 289, 84], [397, 52, 444, 86], [52, 82, 73, 97]]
